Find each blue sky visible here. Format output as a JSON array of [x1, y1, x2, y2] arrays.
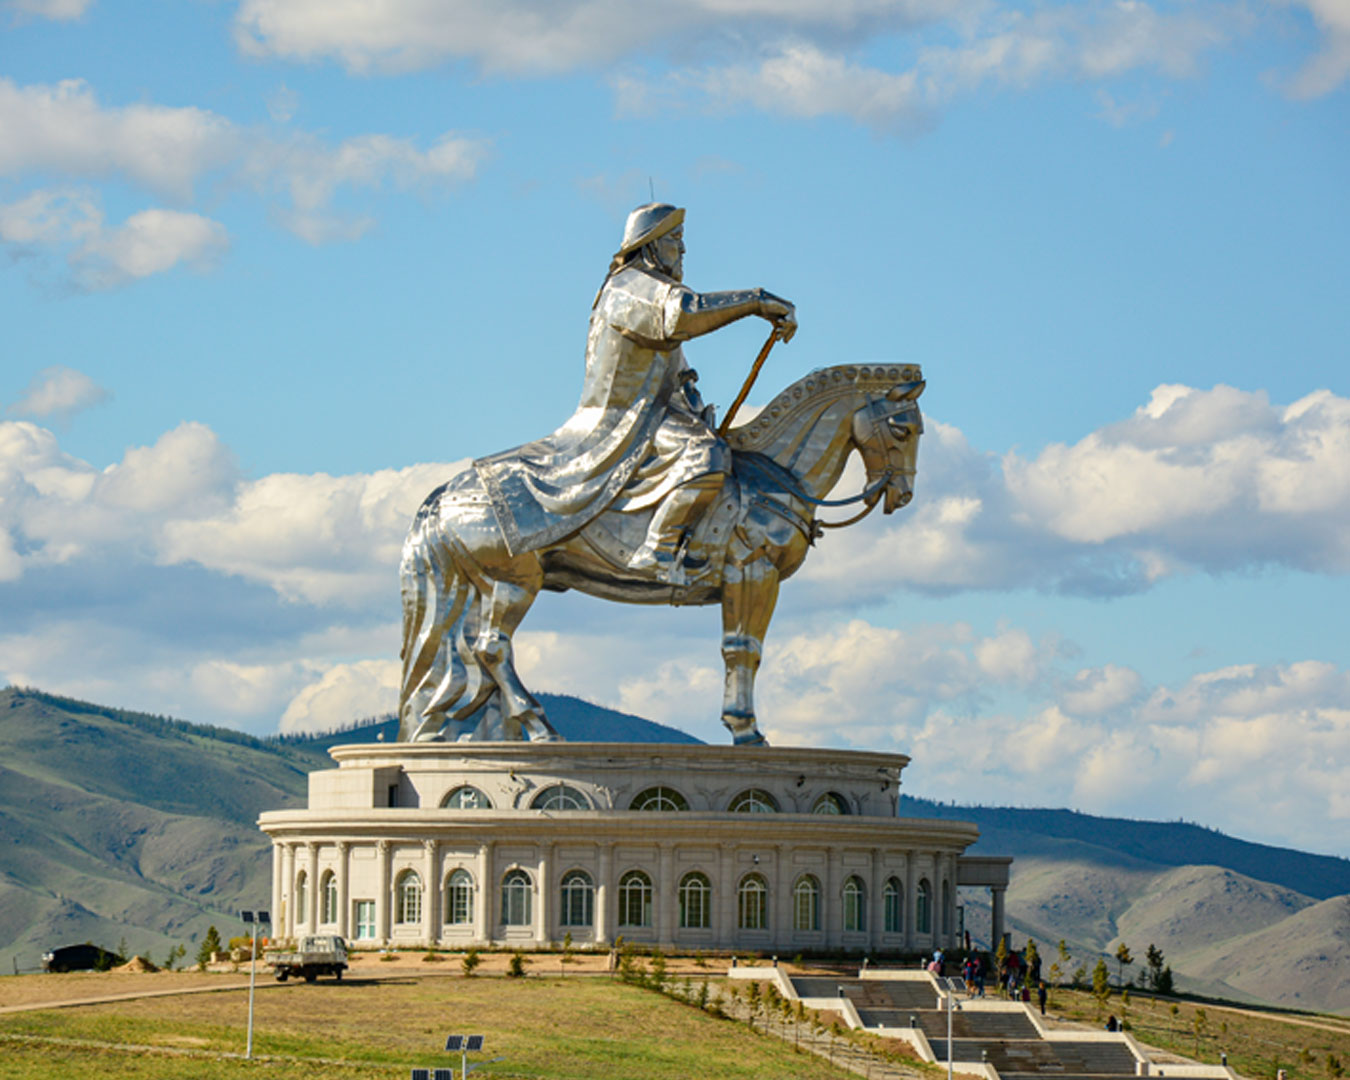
[[2, 0, 1348, 857]]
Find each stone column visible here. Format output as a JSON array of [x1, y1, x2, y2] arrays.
[[717, 843, 736, 949], [475, 841, 493, 945], [904, 850, 917, 951], [376, 840, 391, 945], [423, 839, 439, 946], [281, 843, 296, 939], [336, 842, 350, 940], [535, 845, 552, 946], [595, 845, 611, 945], [306, 843, 320, 932], [270, 844, 283, 943], [824, 846, 841, 950], [990, 885, 1006, 950], [869, 847, 884, 953], [773, 844, 791, 949], [657, 843, 675, 946]]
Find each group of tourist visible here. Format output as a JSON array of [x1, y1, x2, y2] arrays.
[[924, 943, 1052, 1016]]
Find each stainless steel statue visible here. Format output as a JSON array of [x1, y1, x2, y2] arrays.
[[399, 203, 924, 745]]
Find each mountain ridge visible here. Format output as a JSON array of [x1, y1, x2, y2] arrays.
[[2, 686, 1346, 1012]]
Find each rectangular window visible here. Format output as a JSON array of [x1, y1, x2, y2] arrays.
[[354, 900, 376, 940]]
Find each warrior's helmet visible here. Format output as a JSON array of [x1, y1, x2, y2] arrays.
[[615, 202, 685, 260]]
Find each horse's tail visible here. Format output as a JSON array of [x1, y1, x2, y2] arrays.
[[397, 496, 493, 741]]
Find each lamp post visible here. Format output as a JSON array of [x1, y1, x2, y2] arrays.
[[241, 909, 271, 1060]]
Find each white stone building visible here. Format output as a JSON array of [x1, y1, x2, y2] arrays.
[[259, 742, 1010, 953]]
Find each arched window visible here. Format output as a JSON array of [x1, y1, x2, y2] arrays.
[[395, 869, 423, 925], [630, 786, 689, 812], [530, 784, 590, 811], [942, 880, 952, 937], [320, 871, 338, 925], [560, 870, 594, 927], [728, 789, 779, 813], [917, 878, 932, 935], [442, 785, 492, 809], [501, 869, 533, 926], [812, 792, 850, 815], [883, 877, 903, 933], [843, 876, 866, 933], [793, 875, 821, 931], [294, 870, 308, 924], [679, 872, 711, 929], [738, 873, 769, 930], [445, 869, 474, 925], [617, 870, 653, 928]]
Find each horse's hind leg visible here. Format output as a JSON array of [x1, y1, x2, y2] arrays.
[[472, 567, 559, 742]]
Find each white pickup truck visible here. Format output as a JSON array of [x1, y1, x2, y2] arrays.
[[265, 934, 348, 982]]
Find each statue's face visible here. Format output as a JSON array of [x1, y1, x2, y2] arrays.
[[652, 227, 685, 281]]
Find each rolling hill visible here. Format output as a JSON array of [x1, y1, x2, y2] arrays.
[[2, 686, 1346, 1013]]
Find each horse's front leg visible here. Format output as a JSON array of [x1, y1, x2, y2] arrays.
[[720, 556, 780, 746], [472, 560, 559, 742]]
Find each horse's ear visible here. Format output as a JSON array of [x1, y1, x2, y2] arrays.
[[888, 380, 926, 402]]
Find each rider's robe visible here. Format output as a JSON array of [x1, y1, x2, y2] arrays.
[[476, 264, 728, 556]]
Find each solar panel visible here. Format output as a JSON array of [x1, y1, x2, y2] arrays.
[[411, 1069, 431, 1080], [433, 1070, 453, 1080], [466, 1035, 485, 1052], [445, 1035, 465, 1052]]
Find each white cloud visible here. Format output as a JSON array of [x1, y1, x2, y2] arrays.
[[1280, 0, 1350, 97], [159, 461, 464, 606], [74, 209, 228, 289], [4, 0, 94, 20], [232, 0, 961, 76], [279, 659, 401, 733], [0, 78, 488, 247], [0, 189, 229, 290], [6, 366, 109, 420], [620, 3, 1247, 131], [800, 383, 1350, 600]]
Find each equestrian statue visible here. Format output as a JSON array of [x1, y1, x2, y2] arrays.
[[398, 203, 924, 746]]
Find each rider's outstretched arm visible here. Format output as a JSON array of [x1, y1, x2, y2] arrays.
[[666, 288, 796, 342]]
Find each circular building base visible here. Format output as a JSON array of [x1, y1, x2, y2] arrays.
[[260, 742, 983, 954]]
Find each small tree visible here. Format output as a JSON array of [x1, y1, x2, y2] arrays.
[[461, 948, 482, 977], [163, 943, 186, 971], [1025, 939, 1041, 981], [1115, 943, 1133, 988], [649, 949, 667, 991], [1071, 964, 1088, 990], [561, 931, 574, 973], [745, 980, 761, 1030], [1327, 1053, 1344, 1078], [196, 926, 222, 971], [507, 949, 529, 978], [1192, 1007, 1208, 1056], [1092, 958, 1111, 1016], [1145, 944, 1168, 991], [1169, 1002, 1180, 1035], [995, 937, 1009, 982]]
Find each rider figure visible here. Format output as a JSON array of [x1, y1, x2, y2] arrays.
[[475, 202, 796, 583]]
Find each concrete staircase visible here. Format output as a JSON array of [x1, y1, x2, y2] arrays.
[[757, 969, 1236, 1080]]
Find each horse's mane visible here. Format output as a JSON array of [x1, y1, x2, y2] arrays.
[[725, 362, 923, 453]]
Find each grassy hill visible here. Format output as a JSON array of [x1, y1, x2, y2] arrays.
[[896, 797, 1350, 1010], [3, 686, 1346, 1013]]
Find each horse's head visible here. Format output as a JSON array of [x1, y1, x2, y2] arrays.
[[852, 378, 925, 513]]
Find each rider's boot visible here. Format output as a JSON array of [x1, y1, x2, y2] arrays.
[[629, 475, 723, 585]]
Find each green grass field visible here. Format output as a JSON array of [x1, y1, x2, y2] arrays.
[[0, 974, 863, 1080], [1046, 986, 1350, 1080]]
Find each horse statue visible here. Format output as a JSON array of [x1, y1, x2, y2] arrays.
[[397, 361, 924, 746]]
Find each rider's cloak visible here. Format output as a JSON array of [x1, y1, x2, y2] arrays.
[[475, 264, 727, 556]]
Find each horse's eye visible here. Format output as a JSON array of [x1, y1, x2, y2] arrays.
[[888, 419, 909, 439]]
